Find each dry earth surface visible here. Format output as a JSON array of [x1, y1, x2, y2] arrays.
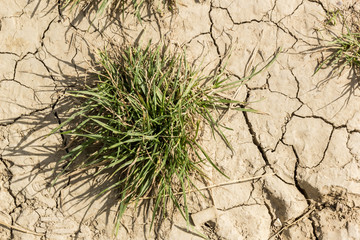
[[1, 0, 360, 239]]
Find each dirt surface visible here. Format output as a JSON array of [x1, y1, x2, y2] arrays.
[[1, 0, 360, 239]]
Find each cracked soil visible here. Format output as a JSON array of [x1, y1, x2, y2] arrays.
[[1, 0, 360, 239]]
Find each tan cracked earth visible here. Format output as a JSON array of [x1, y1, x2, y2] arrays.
[[1, 0, 360, 239]]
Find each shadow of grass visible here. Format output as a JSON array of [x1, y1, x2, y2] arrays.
[[1, 94, 161, 238], [59, 0, 175, 32], [304, 34, 360, 116]]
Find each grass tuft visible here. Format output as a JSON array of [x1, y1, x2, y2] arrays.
[[60, 0, 176, 20], [315, 9, 360, 76], [51, 43, 278, 234]]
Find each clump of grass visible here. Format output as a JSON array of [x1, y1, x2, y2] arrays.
[[324, 9, 341, 26], [51, 43, 278, 233], [315, 9, 360, 76], [60, 0, 176, 20]]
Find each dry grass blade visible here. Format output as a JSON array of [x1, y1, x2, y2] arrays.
[[0, 221, 44, 236], [139, 173, 275, 200], [268, 203, 316, 240]]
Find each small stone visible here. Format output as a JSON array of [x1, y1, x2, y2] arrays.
[[274, 218, 282, 227]]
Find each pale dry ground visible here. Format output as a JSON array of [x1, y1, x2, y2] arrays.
[[1, 0, 360, 239]]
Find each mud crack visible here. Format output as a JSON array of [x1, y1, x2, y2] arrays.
[[291, 145, 319, 239], [208, 0, 221, 58]]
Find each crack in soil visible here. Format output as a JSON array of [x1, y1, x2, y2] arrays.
[[214, 2, 272, 25], [0, 160, 20, 239], [1, 1, 359, 239], [289, 69, 304, 102], [41, 18, 57, 47], [307, 0, 327, 13], [263, 196, 276, 224], [0, 52, 20, 57], [271, 0, 305, 23], [242, 90, 297, 187], [310, 127, 334, 169], [243, 111, 270, 165], [293, 113, 347, 130], [208, 1, 221, 58], [278, 144, 318, 239], [57, 0, 63, 18], [290, 145, 311, 202], [52, 109, 69, 154], [311, 216, 319, 240], [0, 106, 51, 127]]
